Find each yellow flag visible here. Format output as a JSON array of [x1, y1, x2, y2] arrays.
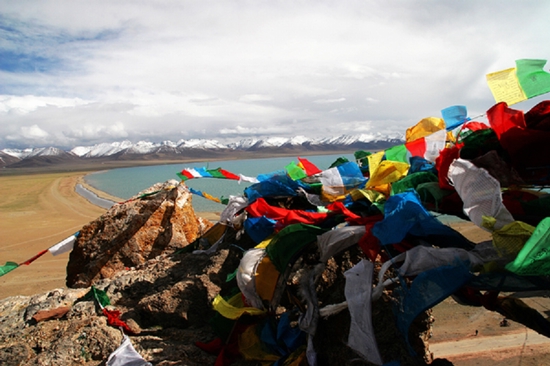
[[486, 67, 527, 105], [367, 161, 410, 188], [406, 117, 445, 143], [367, 151, 385, 179], [212, 293, 266, 319]]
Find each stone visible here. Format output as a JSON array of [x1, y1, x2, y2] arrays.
[[66, 180, 213, 288]]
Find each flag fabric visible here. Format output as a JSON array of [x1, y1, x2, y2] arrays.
[[441, 105, 469, 130], [19, 249, 48, 266], [505, 218, 550, 276], [486, 67, 528, 105], [103, 308, 134, 335], [0, 262, 19, 277], [345, 259, 383, 365], [107, 335, 152, 366], [423, 129, 447, 162], [394, 263, 473, 350], [285, 161, 308, 181], [48, 233, 79, 256], [298, 157, 322, 176], [448, 158, 515, 230], [515, 59, 550, 99], [405, 137, 427, 159], [405, 117, 445, 143], [212, 293, 267, 319], [320, 161, 366, 201], [366, 160, 409, 189], [385, 144, 408, 163], [237, 248, 267, 309], [367, 151, 385, 179]]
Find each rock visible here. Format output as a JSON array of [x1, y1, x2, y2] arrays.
[[31, 306, 71, 323], [67, 180, 213, 288]]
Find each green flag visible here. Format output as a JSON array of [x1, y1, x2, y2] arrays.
[[505, 217, 550, 276], [515, 59, 550, 99], [82, 286, 111, 308], [285, 161, 307, 181], [385, 144, 408, 163], [0, 262, 18, 277]]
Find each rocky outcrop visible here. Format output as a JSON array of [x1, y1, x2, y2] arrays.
[[67, 180, 213, 288]]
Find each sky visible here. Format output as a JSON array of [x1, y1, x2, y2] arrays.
[[1, 0, 550, 150]]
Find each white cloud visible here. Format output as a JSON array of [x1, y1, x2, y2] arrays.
[[20, 124, 49, 139], [314, 98, 346, 104], [239, 94, 273, 103]]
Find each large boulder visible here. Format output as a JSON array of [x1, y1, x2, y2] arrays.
[[66, 180, 213, 288]]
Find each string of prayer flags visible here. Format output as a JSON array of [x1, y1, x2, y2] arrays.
[[178, 167, 242, 181], [0, 233, 80, 277], [486, 59, 550, 105]]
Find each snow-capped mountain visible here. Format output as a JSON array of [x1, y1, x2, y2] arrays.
[[1, 134, 404, 168]]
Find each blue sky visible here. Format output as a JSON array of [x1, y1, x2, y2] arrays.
[[1, 0, 550, 149]]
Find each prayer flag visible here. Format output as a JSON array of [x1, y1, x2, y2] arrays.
[[0, 261, 18, 277], [285, 161, 307, 181], [515, 59, 550, 99], [297, 157, 322, 176], [212, 293, 267, 319], [345, 259, 383, 365], [486, 67, 528, 105], [49, 233, 79, 256], [320, 162, 366, 201], [394, 263, 473, 351], [424, 129, 446, 162], [505, 218, 550, 276], [107, 335, 152, 366], [405, 137, 426, 159], [19, 249, 48, 266], [441, 105, 469, 130], [448, 158, 514, 230], [406, 117, 445, 142], [385, 144, 408, 163]]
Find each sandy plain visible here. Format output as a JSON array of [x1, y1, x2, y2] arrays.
[[0, 169, 549, 365]]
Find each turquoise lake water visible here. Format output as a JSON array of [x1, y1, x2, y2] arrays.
[[84, 153, 356, 213]]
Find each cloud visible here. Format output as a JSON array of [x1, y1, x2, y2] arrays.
[[20, 124, 49, 139], [1, 1, 550, 149]]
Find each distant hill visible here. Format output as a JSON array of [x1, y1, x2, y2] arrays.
[[1, 134, 404, 170]]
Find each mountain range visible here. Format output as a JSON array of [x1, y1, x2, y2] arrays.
[[0, 134, 404, 169]]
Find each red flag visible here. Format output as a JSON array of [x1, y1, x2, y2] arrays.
[[19, 249, 48, 266], [405, 137, 426, 158], [298, 157, 322, 176], [102, 308, 134, 335]]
